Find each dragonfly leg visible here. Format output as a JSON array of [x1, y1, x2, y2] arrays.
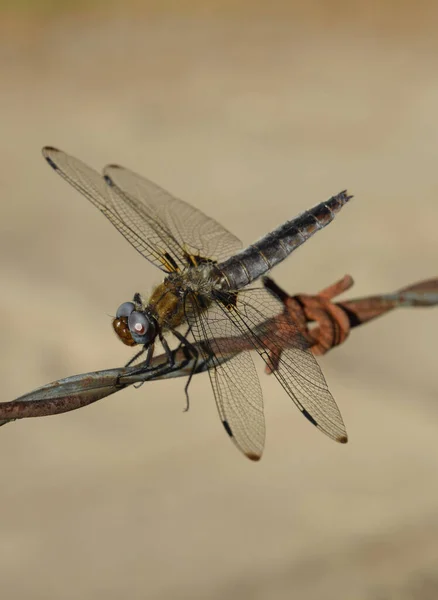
[[117, 344, 155, 388], [159, 332, 174, 367], [171, 328, 199, 412], [125, 346, 147, 367], [173, 325, 192, 352], [132, 344, 155, 388], [125, 336, 181, 382]]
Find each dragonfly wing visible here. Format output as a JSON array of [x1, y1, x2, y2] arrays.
[[43, 147, 240, 272], [212, 287, 348, 443], [185, 294, 265, 461], [102, 164, 242, 265]]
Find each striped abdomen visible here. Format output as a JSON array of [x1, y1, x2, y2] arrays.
[[216, 190, 353, 290]]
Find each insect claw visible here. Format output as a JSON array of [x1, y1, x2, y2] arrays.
[[183, 389, 191, 412]]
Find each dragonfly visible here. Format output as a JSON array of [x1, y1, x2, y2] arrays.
[[42, 147, 352, 460]]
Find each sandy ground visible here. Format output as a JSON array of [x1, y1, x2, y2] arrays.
[[1, 4, 438, 599]]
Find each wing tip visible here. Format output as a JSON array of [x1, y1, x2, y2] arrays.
[[42, 145, 60, 154], [302, 409, 348, 444], [245, 452, 262, 462], [222, 420, 262, 461], [42, 146, 61, 170]]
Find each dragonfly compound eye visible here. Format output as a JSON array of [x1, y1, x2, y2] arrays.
[[116, 302, 135, 318], [127, 311, 156, 345]]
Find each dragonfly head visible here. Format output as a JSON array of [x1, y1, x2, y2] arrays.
[[112, 301, 157, 347]]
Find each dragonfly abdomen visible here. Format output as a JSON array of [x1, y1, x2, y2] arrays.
[[217, 190, 352, 289]]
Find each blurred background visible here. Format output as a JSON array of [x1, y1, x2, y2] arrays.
[[1, 1, 438, 599]]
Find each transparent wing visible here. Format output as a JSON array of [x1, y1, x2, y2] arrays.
[[185, 294, 265, 461], [210, 287, 348, 444], [102, 163, 242, 264], [42, 147, 241, 272]]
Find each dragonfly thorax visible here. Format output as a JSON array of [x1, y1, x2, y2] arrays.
[[167, 262, 222, 296]]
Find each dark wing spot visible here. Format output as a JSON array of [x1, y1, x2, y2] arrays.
[[45, 156, 58, 170], [42, 146, 61, 170], [103, 174, 114, 187], [246, 452, 261, 462], [214, 290, 238, 310], [222, 420, 233, 437], [185, 252, 216, 268], [263, 276, 289, 302], [185, 252, 199, 267], [163, 252, 179, 272], [302, 409, 318, 427]]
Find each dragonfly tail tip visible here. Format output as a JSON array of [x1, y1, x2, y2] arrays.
[[340, 190, 354, 203]]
